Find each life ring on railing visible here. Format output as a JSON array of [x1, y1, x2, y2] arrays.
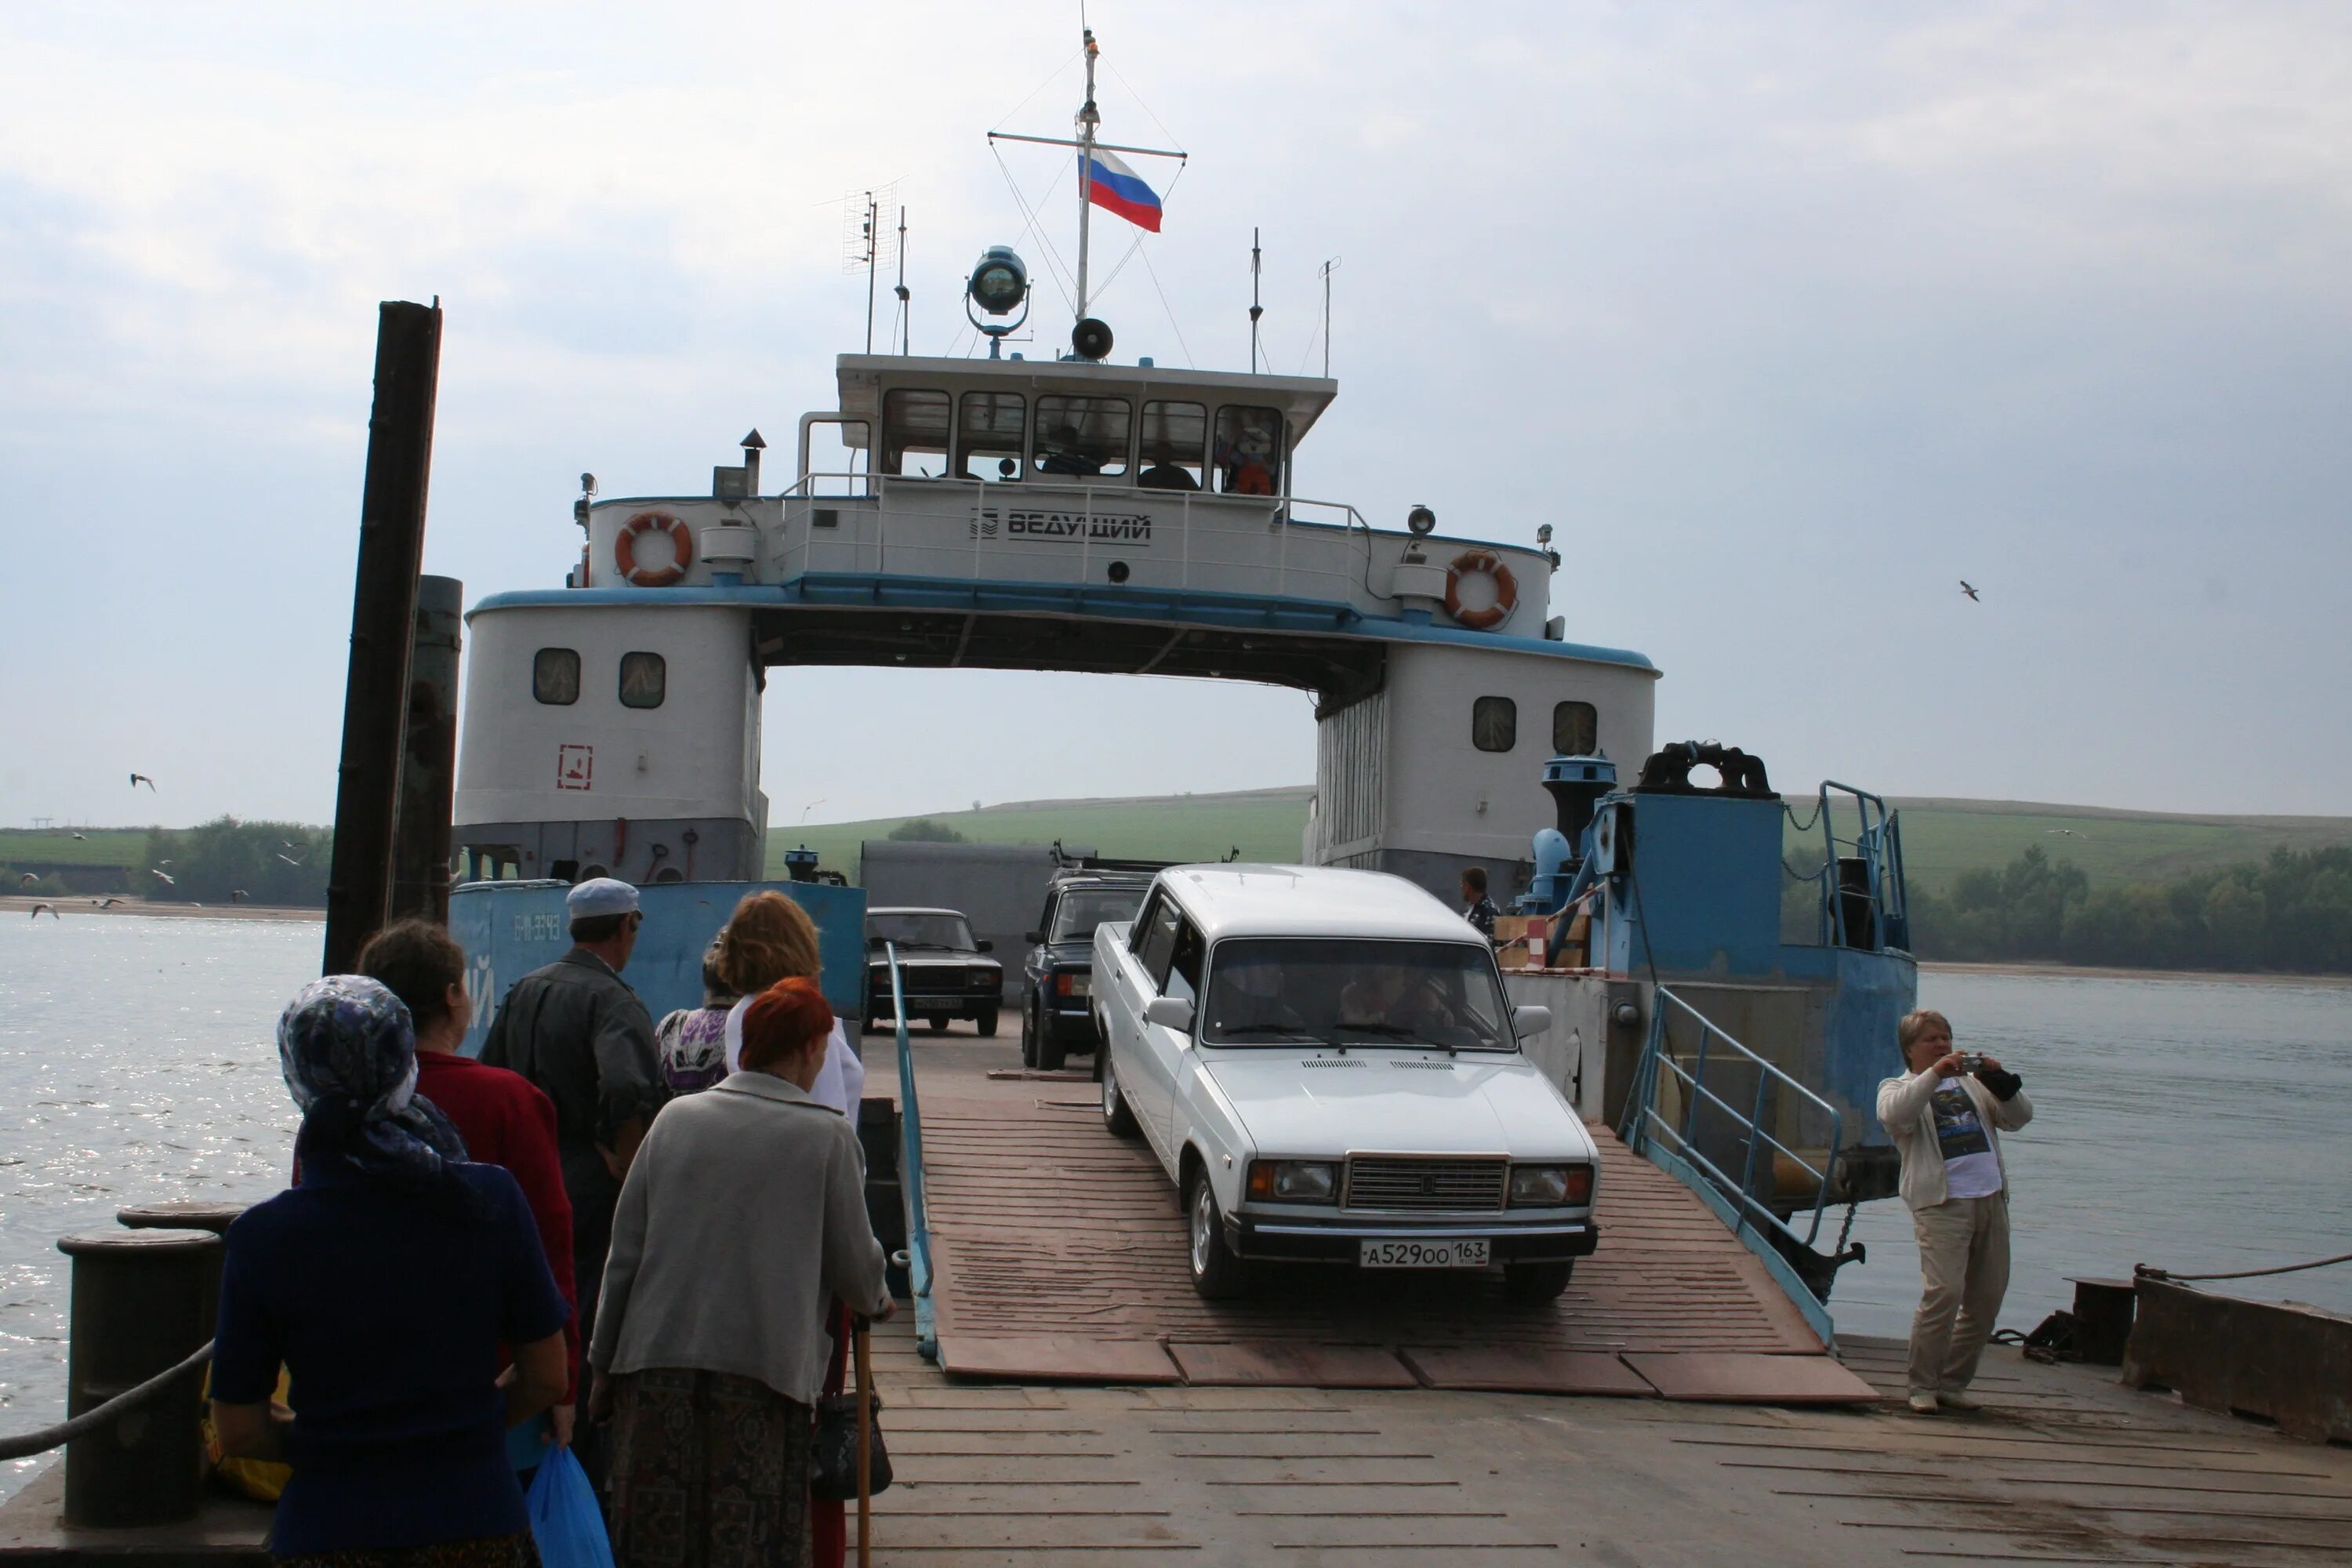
[[615, 511, 693, 586], [1444, 549, 1518, 630]]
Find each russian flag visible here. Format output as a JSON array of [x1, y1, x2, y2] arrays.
[[1083, 148, 1163, 233]]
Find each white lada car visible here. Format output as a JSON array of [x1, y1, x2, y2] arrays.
[[1092, 864, 1600, 1303]]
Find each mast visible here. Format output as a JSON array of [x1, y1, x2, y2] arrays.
[[1075, 28, 1100, 322]]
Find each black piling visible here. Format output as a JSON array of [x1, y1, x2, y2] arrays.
[[392, 574, 463, 925], [323, 300, 442, 974], [53, 1229, 220, 1528]]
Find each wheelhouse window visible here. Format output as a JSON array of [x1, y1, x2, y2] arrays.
[[532, 648, 579, 706], [619, 652, 666, 710], [1472, 695, 1517, 752], [957, 391, 1025, 481], [881, 388, 950, 477], [1138, 401, 1206, 492], [1552, 700, 1598, 755], [1201, 938, 1513, 1051], [1033, 394, 1131, 479], [1214, 405, 1285, 495]]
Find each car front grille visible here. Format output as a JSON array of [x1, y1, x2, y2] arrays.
[[1343, 1156, 1508, 1213]]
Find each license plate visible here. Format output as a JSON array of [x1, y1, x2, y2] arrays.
[[1359, 1238, 1490, 1269]]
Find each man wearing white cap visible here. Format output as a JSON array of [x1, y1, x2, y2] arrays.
[[481, 877, 668, 1421]]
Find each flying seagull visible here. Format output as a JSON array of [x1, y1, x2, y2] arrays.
[[231, 890, 249, 902], [30, 903, 59, 920], [91, 897, 123, 907], [1959, 581, 1980, 602], [2046, 828, 2081, 837], [71, 831, 86, 840], [130, 773, 157, 790], [151, 869, 176, 885], [16, 872, 35, 887], [277, 852, 305, 867]]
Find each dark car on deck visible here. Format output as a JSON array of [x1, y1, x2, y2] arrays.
[[1019, 873, 1153, 1069], [865, 906, 1001, 1035]]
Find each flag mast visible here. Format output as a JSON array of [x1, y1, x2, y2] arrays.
[[1075, 28, 1100, 323]]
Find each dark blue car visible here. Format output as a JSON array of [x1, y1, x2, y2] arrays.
[[1019, 873, 1152, 1070]]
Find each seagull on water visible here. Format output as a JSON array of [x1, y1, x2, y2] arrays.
[[1959, 581, 1980, 602], [151, 868, 176, 885], [130, 773, 157, 790], [30, 903, 59, 920]]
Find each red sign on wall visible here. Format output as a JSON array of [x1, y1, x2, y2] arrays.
[[557, 744, 593, 790]]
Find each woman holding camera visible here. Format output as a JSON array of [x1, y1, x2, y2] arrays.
[[1878, 1009, 2034, 1415]]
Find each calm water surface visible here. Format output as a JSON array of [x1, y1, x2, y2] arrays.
[[3, 919, 2349, 1499]]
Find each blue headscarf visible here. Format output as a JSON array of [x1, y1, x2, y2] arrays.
[[278, 975, 470, 1184]]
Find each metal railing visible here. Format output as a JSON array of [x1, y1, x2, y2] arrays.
[[1617, 985, 1845, 1254], [884, 942, 938, 1360], [1787, 782, 1911, 952]]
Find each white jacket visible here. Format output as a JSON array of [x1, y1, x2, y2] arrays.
[[1875, 1068, 2033, 1210]]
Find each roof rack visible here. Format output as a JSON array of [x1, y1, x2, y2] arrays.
[[1049, 839, 1240, 873]]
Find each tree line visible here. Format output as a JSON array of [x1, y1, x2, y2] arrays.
[[1900, 844, 2352, 974], [141, 818, 333, 907]]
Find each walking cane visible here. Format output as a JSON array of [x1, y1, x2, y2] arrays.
[[855, 1314, 873, 1568]]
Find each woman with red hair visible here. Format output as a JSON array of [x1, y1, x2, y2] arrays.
[[590, 978, 891, 1568]]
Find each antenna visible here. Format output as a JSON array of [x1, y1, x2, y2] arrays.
[[1075, 27, 1101, 323], [1250, 227, 1264, 374], [842, 183, 899, 354], [863, 193, 879, 354], [1319, 256, 1341, 379], [894, 206, 910, 355]]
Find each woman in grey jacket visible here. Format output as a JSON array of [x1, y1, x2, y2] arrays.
[[1876, 1009, 2033, 1415], [590, 977, 892, 1568]]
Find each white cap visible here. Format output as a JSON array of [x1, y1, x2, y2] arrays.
[[567, 877, 641, 919]]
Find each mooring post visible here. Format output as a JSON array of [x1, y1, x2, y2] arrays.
[[324, 299, 443, 974], [55, 1229, 220, 1528], [392, 574, 464, 924]]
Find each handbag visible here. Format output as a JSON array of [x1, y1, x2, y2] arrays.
[[525, 1446, 617, 1568], [810, 1389, 892, 1500]]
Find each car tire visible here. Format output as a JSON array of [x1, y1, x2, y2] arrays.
[[1036, 1026, 1067, 1073], [927, 1016, 950, 1035], [1100, 1053, 1139, 1139], [1185, 1172, 1250, 1300], [1019, 1004, 1039, 1068], [975, 1007, 999, 1038], [1503, 1260, 1574, 1304]]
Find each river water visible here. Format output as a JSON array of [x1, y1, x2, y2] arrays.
[[3, 916, 2348, 1497]]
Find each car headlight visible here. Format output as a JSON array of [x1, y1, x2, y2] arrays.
[[1509, 1163, 1595, 1207], [1054, 971, 1091, 997], [1247, 1159, 1338, 1203], [970, 966, 996, 988]]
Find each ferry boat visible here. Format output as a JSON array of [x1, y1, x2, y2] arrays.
[[445, 28, 1916, 1326]]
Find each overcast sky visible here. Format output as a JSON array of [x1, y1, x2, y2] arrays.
[[5, 1, 2349, 831]]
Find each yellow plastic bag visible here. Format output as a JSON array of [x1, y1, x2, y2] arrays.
[[201, 1363, 292, 1502]]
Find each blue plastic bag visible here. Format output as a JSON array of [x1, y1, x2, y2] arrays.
[[524, 1446, 615, 1568]]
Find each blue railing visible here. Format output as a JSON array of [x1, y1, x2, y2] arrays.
[[1618, 985, 1845, 1254], [886, 942, 938, 1360], [1789, 782, 1911, 952]]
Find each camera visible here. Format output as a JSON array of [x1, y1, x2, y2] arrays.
[[1955, 1052, 1990, 1074]]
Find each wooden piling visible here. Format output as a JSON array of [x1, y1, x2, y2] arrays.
[[323, 300, 442, 973], [391, 574, 463, 924]]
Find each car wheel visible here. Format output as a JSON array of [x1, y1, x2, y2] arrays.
[[1036, 1024, 1067, 1073], [1101, 1053, 1139, 1139], [927, 1016, 950, 1035], [1185, 1173, 1249, 1300], [1019, 1004, 1038, 1068], [1503, 1260, 1574, 1304], [975, 1007, 999, 1038]]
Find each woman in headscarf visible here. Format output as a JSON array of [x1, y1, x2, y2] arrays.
[[211, 976, 572, 1567], [653, 942, 738, 1095], [593, 978, 892, 1568]]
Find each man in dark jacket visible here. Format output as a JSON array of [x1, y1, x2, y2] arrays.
[[481, 877, 666, 1366]]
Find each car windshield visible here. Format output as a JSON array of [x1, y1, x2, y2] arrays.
[[1051, 887, 1147, 942], [1199, 938, 1515, 1051], [869, 913, 976, 951]]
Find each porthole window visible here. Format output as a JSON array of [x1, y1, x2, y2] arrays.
[[1472, 695, 1517, 753], [533, 648, 580, 706], [1552, 700, 1598, 755], [619, 651, 667, 710]]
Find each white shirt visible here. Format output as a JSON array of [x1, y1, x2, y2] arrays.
[[722, 996, 867, 1116], [1929, 1076, 2004, 1200]]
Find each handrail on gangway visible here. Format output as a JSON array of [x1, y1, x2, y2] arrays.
[[885, 942, 938, 1360], [1617, 985, 1846, 1270]]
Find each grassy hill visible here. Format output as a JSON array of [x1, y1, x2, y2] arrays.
[[764, 789, 2352, 891], [0, 828, 153, 867]]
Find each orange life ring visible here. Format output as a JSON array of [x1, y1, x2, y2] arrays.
[[1444, 549, 1518, 630], [615, 511, 693, 586]]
